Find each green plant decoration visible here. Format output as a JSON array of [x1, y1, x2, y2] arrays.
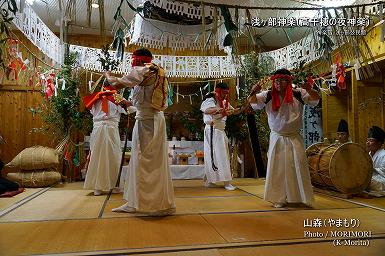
[[232, 51, 275, 176], [98, 44, 121, 71], [317, 30, 335, 63], [225, 108, 248, 141], [225, 102, 270, 149], [28, 106, 42, 117], [230, 51, 274, 145], [0, 0, 17, 71], [239, 52, 274, 91], [177, 106, 204, 140], [39, 52, 92, 141], [292, 60, 312, 86], [96, 44, 129, 136]]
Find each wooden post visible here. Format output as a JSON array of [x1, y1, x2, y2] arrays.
[[349, 69, 360, 142], [246, 114, 265, 178], [321, 90, 329, 139]]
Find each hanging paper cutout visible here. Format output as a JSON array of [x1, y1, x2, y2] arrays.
[[61, 79, 66, 90], [54, 76, 58, 96], [6, 39, 28, 80], [45, 73, 56, 100], [335, 53, 346, 90], [167, 83, 173, 106], [73, 146, 80, 167]]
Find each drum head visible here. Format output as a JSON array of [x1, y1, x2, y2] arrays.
[[306, 142, 325, 157], [329, 143, 373, 194]]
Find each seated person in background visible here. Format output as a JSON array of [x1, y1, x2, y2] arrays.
[[0, 133, 22, 197], [336, 119, 351, 144], [0, 159, 20, 195], [366, 126, 385, 195]]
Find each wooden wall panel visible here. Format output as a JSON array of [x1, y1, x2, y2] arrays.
[[0, 89, 53, 174], [323, 69, 385, 147], [357, 85, 384, 145], [322, 91, 349, 142], [1, 31, 55, 174]]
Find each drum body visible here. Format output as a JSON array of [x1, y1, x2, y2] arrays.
[[306, 142, 373, 194]]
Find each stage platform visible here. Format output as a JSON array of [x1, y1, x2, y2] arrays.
[[1, 178, 384, 256]]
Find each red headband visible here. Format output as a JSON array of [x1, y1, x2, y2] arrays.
[[270, 73, 293, 111], [270, 74, 293, 81], [132, 55, 152, 67], [215, 88, 229, 113], [215, 88, 229, 93]]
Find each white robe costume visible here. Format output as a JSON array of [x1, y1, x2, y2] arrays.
[[120, 66, 175, 214], [200, 97, 232, 183], [252, 88, 319, 206], [84, 100, 126, 190], [369, 148, 385, 193]]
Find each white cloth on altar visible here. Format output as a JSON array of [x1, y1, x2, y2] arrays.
[[252, 88, 318, 205], [84, 101, 126, 190], [122, 165, 205, 180], [200, 97, 232, 183], [170, 165, 205, 179], [369, 148, 385, 193]]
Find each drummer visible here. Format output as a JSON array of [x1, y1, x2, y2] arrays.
[[366, 126, 385, 195], [336, 119, 352, 144]]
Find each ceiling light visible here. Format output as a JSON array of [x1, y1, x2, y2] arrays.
[[91, 2, 99, 9]]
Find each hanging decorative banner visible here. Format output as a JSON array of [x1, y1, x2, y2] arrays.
[[70, 45, 236, 78], [302, 104, 323, 148], [143, 0, 215, 21], [11, 0, 376, 74], [129, 14, 212, 51], [11, 2, 63, 64]]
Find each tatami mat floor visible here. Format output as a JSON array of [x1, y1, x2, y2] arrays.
[[0, 178, 384, 256]]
